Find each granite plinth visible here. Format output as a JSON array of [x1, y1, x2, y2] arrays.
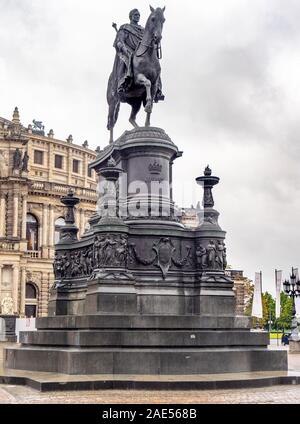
[[5, 345, 287, 375], [33, 314, 253, 330], [19, 329, 268, 347], [5, 314, 287, 375]]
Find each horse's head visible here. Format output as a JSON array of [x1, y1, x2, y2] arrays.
[[146, 5, 166, 45]]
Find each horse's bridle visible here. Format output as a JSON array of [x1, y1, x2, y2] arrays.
[[135, 39, 162, 59]]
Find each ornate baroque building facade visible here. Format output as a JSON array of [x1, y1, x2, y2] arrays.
[[225, 269, 250, 315], [0, 108, 97, 317]]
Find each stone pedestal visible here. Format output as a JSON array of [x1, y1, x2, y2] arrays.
[[0, 315, 17, 342], [5, 127, 287, 376], [0, 318, 6, 342], [289, 340, 300, 353]]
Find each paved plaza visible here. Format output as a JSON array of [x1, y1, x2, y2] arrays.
[[1, 382, 300, 404]]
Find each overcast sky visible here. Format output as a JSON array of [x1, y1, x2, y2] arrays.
[[1, 0, 300, 294]]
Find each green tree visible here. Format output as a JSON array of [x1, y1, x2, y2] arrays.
[[262, 292, 275, 329], [245, 289, 293, 330], [244, 279, 254, 316], [276, 292, 293, 330]]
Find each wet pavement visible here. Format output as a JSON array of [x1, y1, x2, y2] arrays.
[[1, 382, 300, 404]]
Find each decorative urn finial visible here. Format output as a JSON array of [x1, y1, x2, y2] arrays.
[[48, 129, 54, 138], [58, 190, 80, 243], [12, 107, 20, 124], [196, 166, 220, 208]]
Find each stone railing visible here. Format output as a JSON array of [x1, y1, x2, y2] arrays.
[[25, 250, 41, 259], [30, 181, 97, 200], [0, 241, 18, 251], [31, 181, 44, 190]]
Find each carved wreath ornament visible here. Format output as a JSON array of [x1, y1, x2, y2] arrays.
[[129, 237, 191, 279]]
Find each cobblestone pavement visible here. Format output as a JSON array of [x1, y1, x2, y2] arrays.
[[1, 384, 300, 404]]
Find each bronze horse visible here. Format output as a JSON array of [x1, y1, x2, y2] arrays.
[[107, 6, 166, 143]]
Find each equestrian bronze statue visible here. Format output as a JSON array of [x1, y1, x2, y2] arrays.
[[107, 6, 166, 143]]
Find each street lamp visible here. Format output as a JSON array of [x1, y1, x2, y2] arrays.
[[268, 319, 273, 333], [283, 267, 300, 341]]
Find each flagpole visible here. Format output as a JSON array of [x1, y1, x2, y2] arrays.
[[261, 271, 263, 331], [259, 271, 263, 330], [275, 269, 278, 346], [252, 271, 263, 329]]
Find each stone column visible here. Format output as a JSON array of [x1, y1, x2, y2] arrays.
[[20, 267, 26, 316], [12, 265, 19, 314], [75, 207, 80, 232], [83, 153, 88, 188], [0, 194, 6, 238], [40, 273, 50, 317], [80, 208, 85, 236], [21, 195, 27, 239], [48, 205, 54, 247], [42, 204, 48, 246], [48, 205, 55, 259], [67, 147, 72, 185], [48, 143, 53, 181], [42, 204, 48, 258], [0, 264, 3, 301], [12, 193, 19, 238], [47, 271, 53, 315]]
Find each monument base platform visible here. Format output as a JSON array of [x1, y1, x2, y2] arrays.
[[5, 346, 287, 375], [4, 314, 287, 375], [0, 366, 297, 392]]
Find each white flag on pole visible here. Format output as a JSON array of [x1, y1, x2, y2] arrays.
[[294, 268, 300, 316], [252, 272, 263, 318], [275, 270, 282, 318]]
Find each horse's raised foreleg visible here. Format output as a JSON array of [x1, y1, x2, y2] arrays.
[[136, 73, 152, 115]]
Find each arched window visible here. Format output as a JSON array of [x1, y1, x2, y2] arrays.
[[55, 217, 66, 244], [25, 283, 37, 299], [26, 214, 39, 251], [25, 282, 38, 318]]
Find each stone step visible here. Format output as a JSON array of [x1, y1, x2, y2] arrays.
[[36, 314, 252, 330], [19, 329, 268, 348], [5, 345, 287, 375]]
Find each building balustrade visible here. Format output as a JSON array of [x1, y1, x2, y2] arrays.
[[0, 241, 18, 251], [25, 250, 41, 259], [30, 181, 97, 199]]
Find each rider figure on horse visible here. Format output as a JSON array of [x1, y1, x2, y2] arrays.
[[113, 8, 164, 102]]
